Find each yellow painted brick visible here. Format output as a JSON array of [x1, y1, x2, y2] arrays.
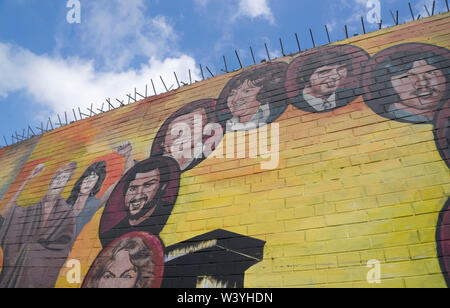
[[272, 256, 315, 272], [268, 186, 304, 200], [316, 255, 338, 269], [326, 237, 371, 254], [327, 267, 367, 284], [337, 252, 362, 267], [347, 220, 394, 238], [412, 198, 448, 215], [380, 260, 429, 278], [371, 231, 420, 249], [420, 186, 445, 200], [360, 249, 386, 264], [265, 230, 306, 245], [409, 243, 437, 260], [403, 275, 447, 288], [367, 204, 415, 221], [285, 216, 326, 232], [418, 228, 439, 243], [283, 270, 328, 287], [305, 226, 348, 242], [325, 210, 368, 226], [384, 247, 411, 263], [335, 197, 379, 213], [391, 213, 437, 232], [352, 278, 405, 288], [314, 203, 335, 216], [247, 221, 285, 236]]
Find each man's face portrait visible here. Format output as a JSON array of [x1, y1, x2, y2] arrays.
[[306, 64, 348, 99], [164, 108, 206, 170], [391, 59, 446, 110], [124, 169, 162, 219], [227, 79, 263, 122]]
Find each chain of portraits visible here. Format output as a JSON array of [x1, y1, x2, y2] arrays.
[[0, 43, 449, 288]]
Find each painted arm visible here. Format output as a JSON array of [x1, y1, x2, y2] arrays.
[[97, 141, 134, 209], [1, 164, 45, 218]]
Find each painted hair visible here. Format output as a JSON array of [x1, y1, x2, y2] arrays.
[[83, 233, 164, 288], [67, 161, 107, 206], [216, 62, 288, 126]]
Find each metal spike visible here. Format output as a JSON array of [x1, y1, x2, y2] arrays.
[[309, 29, 316, 48], [223, 56, 229, 73], [295, 33, 301, 52], [250, 47, 256, 65], [199, 64, 205, 80], [325, 25, 331, 43], [235, 50, 243, 69], [206, 66, 215, 78], [151, 79, 157, 95], [424, 4, 431, 17], [409, 2, 415, 20], [279, 38, 286, 56], [361, 16, 366, 34], [264, 43, 271, 61]]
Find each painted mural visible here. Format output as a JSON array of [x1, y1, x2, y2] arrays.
[[0, 13, 449, 288]]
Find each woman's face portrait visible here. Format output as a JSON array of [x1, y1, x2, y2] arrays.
[[391, 59, 446, 110], [97, 250, 138, 288], [227, 79, 263, 123], [80, 172, 99, 195]]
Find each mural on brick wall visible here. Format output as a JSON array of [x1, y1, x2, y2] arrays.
[[0, 14, 449, 288]]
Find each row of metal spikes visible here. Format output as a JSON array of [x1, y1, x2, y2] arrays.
[[2, 0, 449, 148]]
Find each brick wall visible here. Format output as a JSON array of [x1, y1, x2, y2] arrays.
[[0, 12, 449, 288]]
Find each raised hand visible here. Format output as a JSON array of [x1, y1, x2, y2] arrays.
[[115, 141, 133, 158], [29, 164, 45, 179]]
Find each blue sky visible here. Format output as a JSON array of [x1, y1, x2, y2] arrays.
[[0, 0, 447, 146]]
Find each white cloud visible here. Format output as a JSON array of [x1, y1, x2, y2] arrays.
[[69, 0, 179, 72], [236, 0, 275, 24], [0, 0, 202, 125], [0, 42, 200, 122]]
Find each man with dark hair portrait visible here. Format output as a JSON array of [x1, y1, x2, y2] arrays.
[[286, 45, 369, 113], [99, 157, 180, 248], [216, 62, 288, 132], [363, 43, 450, 123]]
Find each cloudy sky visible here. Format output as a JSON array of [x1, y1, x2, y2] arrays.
[[0, 0, 447, 145]]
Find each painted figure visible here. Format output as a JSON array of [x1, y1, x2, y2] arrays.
[[286, 45, 369, 113], [67, 141, 135, 238], [0, 162, 77, 288], [216, 62, 288, 132], [362, 43, 450, 123], [83, 232, 164, 288], [151, 99, 223, 172], [99, 157, 180, 248], [437, 198, 450, 287]]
